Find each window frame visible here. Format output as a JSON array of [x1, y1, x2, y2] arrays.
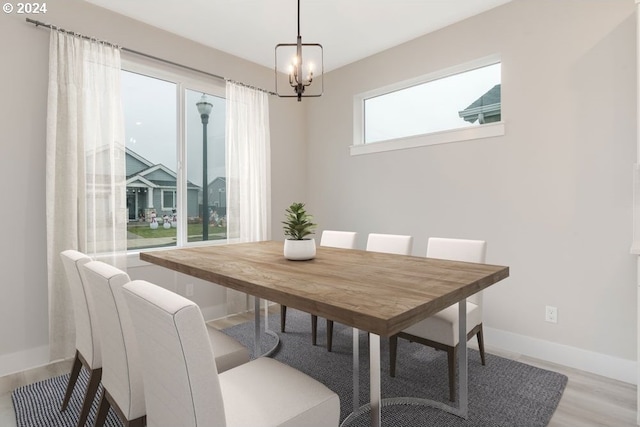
[[351, 54, 504, 156], [121, 56, 227, 256]]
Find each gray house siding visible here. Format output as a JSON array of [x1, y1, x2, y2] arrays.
[[126, 155, 150, 176], [187, 190, 199, 220]]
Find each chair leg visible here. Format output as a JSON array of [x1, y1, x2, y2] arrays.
[[447, 346, 457, 402], [476, 325, 486, 366], [61, 351, 82, 411], [389, 335, 398, 377], [326, 320, 334, 352], [311, 315, 318, 345], [125, 416, 146, 427], [99, 388, 146, 427], [77, 368, 102, 427], [280, 305, 287, 333], [93, 389, 111, 427]]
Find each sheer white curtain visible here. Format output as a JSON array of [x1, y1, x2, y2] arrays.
[[225, 81, 271, 312], [46, 30, 126, 360]]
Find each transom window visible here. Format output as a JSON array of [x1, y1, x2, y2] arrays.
[[352, 55, 504, 155]]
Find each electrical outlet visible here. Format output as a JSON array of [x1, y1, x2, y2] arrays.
[[185, 283, 194, 297], [545, 305, 558, 323]]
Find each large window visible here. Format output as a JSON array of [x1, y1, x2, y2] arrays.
[[122, 63, 226, 251], [352, 56, 503, 155]]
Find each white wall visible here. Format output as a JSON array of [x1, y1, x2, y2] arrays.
[[306, 0, 637, 382], [0, 0, 307, 376]]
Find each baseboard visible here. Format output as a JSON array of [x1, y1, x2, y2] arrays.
[[4, 325, 634, 387], [484, 326, 636, 385], [200, 303, 228, 322], [0, 345, 50, 378]]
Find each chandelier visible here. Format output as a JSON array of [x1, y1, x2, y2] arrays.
[[275, 0, 323, 101]]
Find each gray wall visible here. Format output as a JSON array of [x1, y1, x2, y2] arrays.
[[307, 0, 637, 380], [0, 0, 306, 374]]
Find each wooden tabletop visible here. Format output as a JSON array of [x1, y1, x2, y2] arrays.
[[140, 240, 509, 337]]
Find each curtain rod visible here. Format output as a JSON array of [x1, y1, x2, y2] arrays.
[[26, 18, 277, 96]]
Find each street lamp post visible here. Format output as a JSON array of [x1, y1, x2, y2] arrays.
[[196, 94, 213, 241]]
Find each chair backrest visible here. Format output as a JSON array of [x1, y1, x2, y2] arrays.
[[426, 237, 487, 307], [366, 233, 413, 255], [123, 280, 226, 427], [320, 230, 357, 249], [60, 250, 101, 369], [82, 261, 145, 421]]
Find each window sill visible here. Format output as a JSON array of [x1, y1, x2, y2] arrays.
[[125, 237, 241, 268], [350, 121, 505, 156]]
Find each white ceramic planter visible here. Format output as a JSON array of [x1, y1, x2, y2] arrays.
[[284, 238, 316, 261]]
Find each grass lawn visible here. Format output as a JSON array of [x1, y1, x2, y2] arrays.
[[128, 223, 227, 239]]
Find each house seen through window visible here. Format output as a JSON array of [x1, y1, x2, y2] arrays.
[[122, 69, 226, 251]]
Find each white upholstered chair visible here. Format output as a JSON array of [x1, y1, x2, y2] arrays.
[[82, 261, 251, 427], [324, 233, 413, 352], [123, 279, 340, 427], [365, 233, 413, 255], [82, 261, 146, 427], [389, 237, 487, 402], [204, 322, 251, 374], [59, 250, 101, 427], [280, 230, 358, 348]]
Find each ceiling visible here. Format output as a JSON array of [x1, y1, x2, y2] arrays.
[[83, 0, 511, 72]]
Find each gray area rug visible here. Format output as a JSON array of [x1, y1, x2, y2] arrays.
[[224, 309, 568, 427], [12, 371, 120, 427], [12, 309, 567, 427]]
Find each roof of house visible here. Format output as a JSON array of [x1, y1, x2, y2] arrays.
[[465, 84, 501, 109], [458, 84, 501, 123], [126, 148, 200, 190]]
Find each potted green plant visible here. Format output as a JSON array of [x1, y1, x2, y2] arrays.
[[282, 202, 317, 260]]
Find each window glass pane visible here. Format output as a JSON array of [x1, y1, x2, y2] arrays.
[[364, 62, 501, 144], [162, 190, 175, 209], [186, 89, 226, 243], [122, 70, 178, 250]]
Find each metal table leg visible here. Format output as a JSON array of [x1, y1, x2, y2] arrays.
[[254, 297, 262, 357], [341, 298, 470, 425], [370, 333, 381, 427], [458, 297, 468, 417], [253, 297, 280, 358], [353, 328, 360, 413]]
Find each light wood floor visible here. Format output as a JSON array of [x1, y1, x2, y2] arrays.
[[1, 310, 636, 427]]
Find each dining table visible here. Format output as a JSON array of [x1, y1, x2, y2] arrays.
[[140, 240, 509, 427]]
